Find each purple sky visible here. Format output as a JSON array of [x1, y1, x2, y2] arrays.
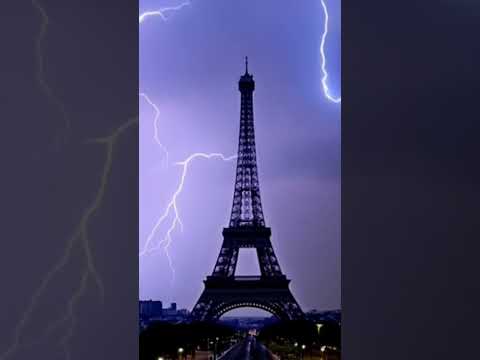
[[139, 0, 340, 314]]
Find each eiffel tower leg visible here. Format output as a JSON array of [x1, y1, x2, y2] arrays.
[[190, 289, 221, 322], [211, 245, 239, 277], [257, 243, 283, 277]]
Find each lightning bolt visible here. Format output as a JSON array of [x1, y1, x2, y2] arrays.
[[139, 1, 190, 24], [139, 1, 237, 282], [320, 0, 341, 103], [139, 83, 235, 280], [139, 1, 192, 164], [2, 2, 130, 359], [57, 271, 88, 360], [0, 116, 138, 360], [140, 1, 236, 288], [31, 0, 70, 145], [140, 92, 169, 167], [140, 153, 236, 279]]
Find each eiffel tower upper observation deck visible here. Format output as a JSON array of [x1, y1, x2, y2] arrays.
[[190, 58, 304, 321]]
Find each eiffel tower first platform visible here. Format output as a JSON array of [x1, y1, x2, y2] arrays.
[[190, 58, 304, 321]]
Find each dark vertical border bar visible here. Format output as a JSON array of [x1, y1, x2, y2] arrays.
[[343, 1, 480, 359], [0, 1, 138, 359]]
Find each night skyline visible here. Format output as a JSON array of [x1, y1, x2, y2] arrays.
[[139, 0, 341, 313]]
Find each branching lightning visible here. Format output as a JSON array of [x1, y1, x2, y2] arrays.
[[140, 152, 236, 278], [320, 0, 341, 103], [1, 2, 128, 359], [0, 113, 137, 360], [138, 1, 235, 280], [139, 1, 190, 24]]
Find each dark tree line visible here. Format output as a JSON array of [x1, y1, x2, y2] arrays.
[[258, 320, 341, 349], [140, 321, 237, 360]]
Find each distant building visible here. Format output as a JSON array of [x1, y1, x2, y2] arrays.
[[139, 300, 189, 328], [177, 309, 189, 316], [139, 300, 163, 320], [162, 302, 179, 317], [305, 309, 341, 325]]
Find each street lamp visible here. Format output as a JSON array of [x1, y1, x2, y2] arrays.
[[293, 342, 298, 359], [178, 347, 184, 360], [301, 344, 306, 360], [320, 345, 327, 360], [213, 337, 219, 360], [316, 324, 323, 335], [316, 324, 324, 357]]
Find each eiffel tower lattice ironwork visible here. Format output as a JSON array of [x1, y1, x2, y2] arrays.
[[191, 58, 304, 321]]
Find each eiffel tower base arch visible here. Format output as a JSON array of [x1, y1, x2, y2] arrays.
[[190, 276, 304, 321]]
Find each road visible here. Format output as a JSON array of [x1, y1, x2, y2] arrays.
[[219, 336, 275, 360]]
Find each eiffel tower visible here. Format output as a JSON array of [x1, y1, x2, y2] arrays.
[[190, 58, 304, 321]]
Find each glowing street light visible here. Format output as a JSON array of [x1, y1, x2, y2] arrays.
[[300, 344, 306, 360], [320, 345, 328, 360], [178, 347, 184, 359]]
